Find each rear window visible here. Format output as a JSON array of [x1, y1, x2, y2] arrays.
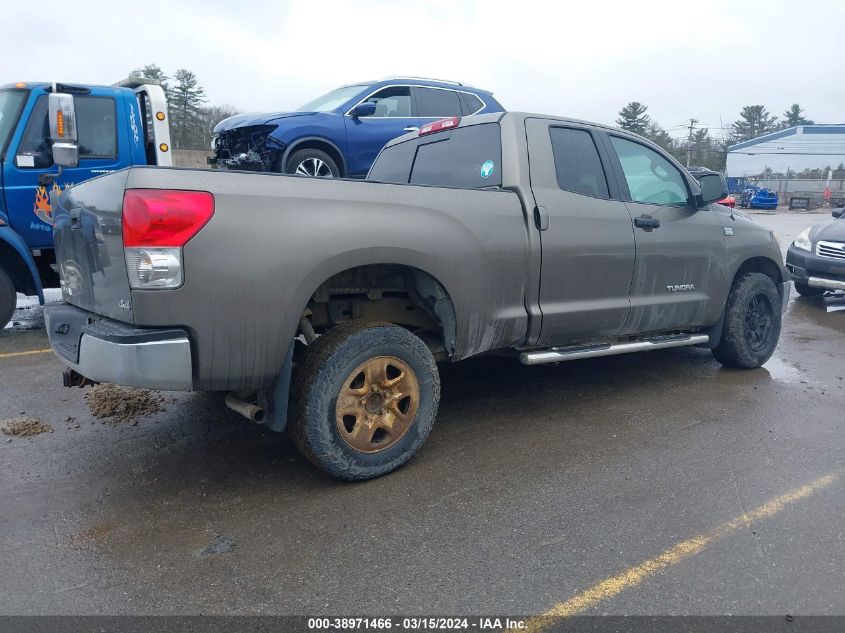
[[549, 127, 609, 199], [369, 123, 502, 189]]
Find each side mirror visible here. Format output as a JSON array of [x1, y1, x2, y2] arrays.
[[350, 102, 377, 118], [48, 92, 79, 168], [832, 208, 844, 219], [698, 172, 728, 206]]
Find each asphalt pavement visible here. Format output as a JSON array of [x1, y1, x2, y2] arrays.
[[1, 211, 843, 617]]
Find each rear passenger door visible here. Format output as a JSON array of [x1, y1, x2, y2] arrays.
[[525, 118, 636, 345], [604, 135, 726, 334]]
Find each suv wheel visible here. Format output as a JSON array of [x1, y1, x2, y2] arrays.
[[712, 272, 782, 368], [285, 148, 340, 178], [0, 266, 16, 330], [288, 321, 440, 480], [794, 281, 825, 298]]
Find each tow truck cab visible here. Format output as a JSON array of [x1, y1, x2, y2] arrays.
[[0, 79, 171, 328]]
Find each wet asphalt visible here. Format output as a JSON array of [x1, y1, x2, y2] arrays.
[[1, 211, 843, 616]]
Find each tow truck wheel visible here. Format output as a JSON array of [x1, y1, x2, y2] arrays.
[[0, 266, 16, 330], [288, 321, 440, 481], [285, 148, 340, 178], [794, 282, 824, 298], [712, 272, 782, 369]]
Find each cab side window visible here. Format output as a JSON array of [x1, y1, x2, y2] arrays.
[[17, 96, 52, 168], [549, 127, 609, 199], [610, 136, 688, 206], [76, 97, 117, 157], [17, 95, 117, 168], [361, 87, 412, 117]]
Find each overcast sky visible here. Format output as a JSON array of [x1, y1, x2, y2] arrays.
[[2, 0, 842, 140]]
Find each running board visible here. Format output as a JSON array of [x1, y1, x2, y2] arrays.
[[519, 334, 710, 366]]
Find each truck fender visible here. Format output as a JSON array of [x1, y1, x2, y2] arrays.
[[0, 227, 44, 303], [280, 136, 347, 176]]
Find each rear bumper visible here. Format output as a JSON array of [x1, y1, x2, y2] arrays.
[[44, 304, 193, 391]]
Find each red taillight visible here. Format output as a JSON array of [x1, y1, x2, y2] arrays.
[[122, 189, 214, 247], [419, 117, 460, 136]]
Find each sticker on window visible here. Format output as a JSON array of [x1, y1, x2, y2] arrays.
[[480, 160, 495, 179]]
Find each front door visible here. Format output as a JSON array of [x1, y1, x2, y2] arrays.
[[5, 93, 123, 249], [525, 118, 636, 345], [604, 134, 727, 334], [344, 86, 419, 177]]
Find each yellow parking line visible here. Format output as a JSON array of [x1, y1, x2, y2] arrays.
[[525, 472, 838, 629], [0, 348, 52, 359]]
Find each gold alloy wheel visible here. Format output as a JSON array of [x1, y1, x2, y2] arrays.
[[335, 356, 420, 453]]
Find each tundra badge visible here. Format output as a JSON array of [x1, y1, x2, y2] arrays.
[[667, 284, 695, 292]]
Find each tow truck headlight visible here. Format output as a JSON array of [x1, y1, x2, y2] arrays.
[[126, 248, 182, 288], [793, 228, 812, 252]]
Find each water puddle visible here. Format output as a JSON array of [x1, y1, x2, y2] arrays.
[[762, 356, 804, 383]]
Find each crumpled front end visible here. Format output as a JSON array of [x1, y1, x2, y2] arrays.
[[211, 125, 284, 171]]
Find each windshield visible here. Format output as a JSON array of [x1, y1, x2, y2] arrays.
[[0, 90, 28, 158], [296, 85, 370, 113]]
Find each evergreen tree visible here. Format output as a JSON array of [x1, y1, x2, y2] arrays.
[[129, 64, 170, 94], [781, 103, 813, 128], [616, 102, 652, 137], [730, 105, 778, 143], [169, 69, 207, 149]]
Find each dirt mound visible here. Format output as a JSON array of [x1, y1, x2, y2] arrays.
[[1, 416, 53, 437], [85, 383, 174, 425]]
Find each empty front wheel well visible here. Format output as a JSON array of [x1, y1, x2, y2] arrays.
[[302, 264, 456, 360]]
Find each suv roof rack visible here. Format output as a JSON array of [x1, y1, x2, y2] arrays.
[[380, 76, 463, 86]]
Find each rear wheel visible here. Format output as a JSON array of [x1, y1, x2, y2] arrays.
[[795, 281, 825, 298], [712, 272, 782, 368], [0, 266, 16, 330], [285, 148, 340, 178], [288, 321, 440, 481]]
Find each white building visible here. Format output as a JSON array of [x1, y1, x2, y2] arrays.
[[726, 125, 845, 176]]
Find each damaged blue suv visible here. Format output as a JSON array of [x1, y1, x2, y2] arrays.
[[210, 77, 504, 178]]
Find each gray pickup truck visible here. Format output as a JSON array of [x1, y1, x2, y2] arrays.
[[44, 111, 789, 480]]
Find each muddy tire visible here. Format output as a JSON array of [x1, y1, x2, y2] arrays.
[[0, 266, 16, 330], [288, 321, 440, 481], [712, 272, 782, 369], [285, 148, 340, 178], [794, 281, 824, 298]]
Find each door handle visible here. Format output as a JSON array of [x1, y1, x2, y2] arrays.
[[534, 206, 550, 231], [403, 126, 419, 133], [634, 215, 660, 231]]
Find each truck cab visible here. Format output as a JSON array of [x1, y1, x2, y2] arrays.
[[0, 80, 170, 328]]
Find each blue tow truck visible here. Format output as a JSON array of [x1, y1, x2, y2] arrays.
[[0, 79, 171, 328]]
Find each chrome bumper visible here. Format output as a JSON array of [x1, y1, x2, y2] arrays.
[[45, 305, 193, 391], [808, 276, 845, 292], [74, 333, 193, 391]]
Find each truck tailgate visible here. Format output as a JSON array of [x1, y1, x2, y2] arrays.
[[52, 170, 135, 323]]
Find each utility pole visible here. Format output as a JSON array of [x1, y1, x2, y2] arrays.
[[686, 118, 698, 167]]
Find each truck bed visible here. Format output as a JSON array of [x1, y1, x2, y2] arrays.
[[51, 167, 530, 390]]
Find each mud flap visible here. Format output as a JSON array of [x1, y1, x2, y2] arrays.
[[259, 342, 295, 433]]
